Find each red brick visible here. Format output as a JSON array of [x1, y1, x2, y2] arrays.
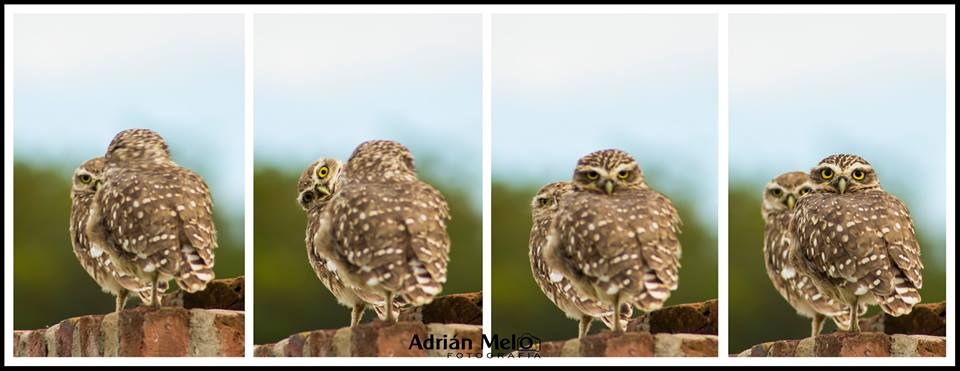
[[74, 315, 104, 356], [304, 329, 336, 357], [838, 332, 890, 357], [214, 311, 244, 357], [55, 319, 75, 357], [25, 330, 48, 357], [140, 308, 190, 356], [916, 336, 946, 357], [680, 335, 718, 357], [604, 333, 655, 357]]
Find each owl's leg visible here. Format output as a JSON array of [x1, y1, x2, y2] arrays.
[[150, 272, 161, 310], [385, 291, 396, 323], [578, 316, 592, 339], [115, 290, 129, 312], [351, 303, 366, 327], [612, 294, 623, 335], [811, 313, 825, 337], [849, 297, 861, 333]]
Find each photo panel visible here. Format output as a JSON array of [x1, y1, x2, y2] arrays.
[[252, 14, 483, 357], [728, 14, 947, 357], [12, 14, 245, 356], [491, 14, 719, 357]]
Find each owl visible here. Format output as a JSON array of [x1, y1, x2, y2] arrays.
[[85, 129, 218, 308], [70, 157, 167, 311], [529, 181, 632, 338], [762, 171, 865, 336], [297, 157, 398, 326], [543, 149, 682, 334], [309, 140, 451, 323], [791, 154, 923, 332]]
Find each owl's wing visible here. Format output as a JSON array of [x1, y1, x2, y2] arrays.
[[172, 168, 218, 290], [794, 191, 920, 304], [764, 212, 848, 318], [328, 181, 450, 304]]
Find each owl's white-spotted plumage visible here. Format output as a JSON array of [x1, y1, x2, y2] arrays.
[[302, 140, 451, 324], [298, 157, 395, 326], [543, 149, 682, 334], [85, 129, 218, 308], [762, 171, 865, 336], [529, 181, 632, 338], [70, 157, 167, 311], [790, 154, 923, 332]]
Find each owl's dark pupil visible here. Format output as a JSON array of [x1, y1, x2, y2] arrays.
[[303, 192, 314, 202], [619, 171, 627, 177], [589, 171, 598, 177]]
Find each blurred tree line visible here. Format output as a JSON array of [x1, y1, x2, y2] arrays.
[[729, 183, 946, 352], [492, 181, 718, 343], [13, 162, 244, 330], [253, 165, 481, 344]]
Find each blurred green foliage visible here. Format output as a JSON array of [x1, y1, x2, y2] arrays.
[[13, 162, 244, 330], [253, 166, 481, 344], [492, 181, 718, 342], [728, 183, 946, 352]]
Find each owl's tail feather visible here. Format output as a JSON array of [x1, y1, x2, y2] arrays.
[[398, 259, 444, 307], [879, 274, 922, 317], [829, 303, 867, 330], [175, 243, 215, 293], [634, 267, 671, 312], [598, 302, 633, 330], [136, 280, 170, 305]]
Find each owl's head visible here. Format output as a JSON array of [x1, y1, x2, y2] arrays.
[[105, 128, 171, 163], [345, 140, 416, 181], [72, 156, 105, 199], [761, 171, 813, 220], [809, 154, 879, 194], [571, 149, 646, 195], [531, 181, 574, 223], [297, 157, 344, 211]]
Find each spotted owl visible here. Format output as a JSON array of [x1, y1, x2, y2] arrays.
[[543, 149, 682, 334], [762, 171, 865, 336], [529, 181, 632, 338], [85, 129, 218, 308], [70, 157, 168, 311], [297, 157, 398, 326], [790, 154, 923, 332], [309, 140, 451, 323]]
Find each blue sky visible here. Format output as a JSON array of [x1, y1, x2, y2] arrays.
[[13, 14, 245, 219], [492, 14, 719, 230], [729, 14, 947, 261], [253, 14, 482, 206]]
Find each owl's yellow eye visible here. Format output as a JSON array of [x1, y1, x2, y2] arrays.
[[537, 198, 550, 207], [317, 166, 329, 178], [617, 170, 629, 180], [851, 169, 866, 180], [585, 171, 599, 180], [770, 188, 783, 197], [820, 168, 834, 179], [78, 174, 93, 184], [798, 187, 811, 196]]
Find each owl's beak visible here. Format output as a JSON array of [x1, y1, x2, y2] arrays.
[[604, 180, 614, 195], [837, 177, 847, 194], [316, 185, 331, 196], [786, 195, 796, 210]]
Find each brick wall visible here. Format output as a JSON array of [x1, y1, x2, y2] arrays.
[[737, 301, 947, 357], [13, 277, 245, 357]]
